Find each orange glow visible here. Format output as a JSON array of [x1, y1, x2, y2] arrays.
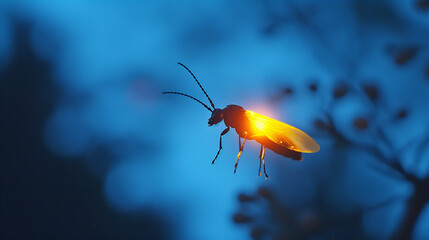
[[245, 110, 320, 153], [246, 103, 279, 120]]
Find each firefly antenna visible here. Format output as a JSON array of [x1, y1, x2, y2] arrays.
[[178, 62, 216, 111], [163, 91, 213, 112]]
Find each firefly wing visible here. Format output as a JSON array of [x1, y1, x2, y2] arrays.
[[245, 110, 320, 153]]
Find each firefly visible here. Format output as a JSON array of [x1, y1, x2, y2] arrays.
[[163, 63, 320, 178]]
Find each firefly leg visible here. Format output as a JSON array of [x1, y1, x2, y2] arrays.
[[238, 137, 241, 151], [258, 145, 265, 176], [212, 127, 230, 165], [234, 136, 246, 173], [261, 146, 269, 179]]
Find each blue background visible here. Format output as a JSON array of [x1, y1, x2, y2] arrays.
[[2, 1, 429, 239]]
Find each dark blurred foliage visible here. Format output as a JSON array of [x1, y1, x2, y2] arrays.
[[0, 21, 170, 240], [231, 1, 429, 239]]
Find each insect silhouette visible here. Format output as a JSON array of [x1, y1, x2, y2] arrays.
[[163, 63, 320, 178]]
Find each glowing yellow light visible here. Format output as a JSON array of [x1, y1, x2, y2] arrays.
[[245, 110, 320, 153]]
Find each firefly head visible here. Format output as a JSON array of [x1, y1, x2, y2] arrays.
[[208, 108, 223, 126]]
